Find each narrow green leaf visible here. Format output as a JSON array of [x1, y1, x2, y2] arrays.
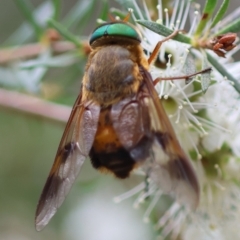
[[137, 20, 191, 44], [4, 2, 54, 45], [210, 0, 229, 28], [183, 52, 196, 84], [194, 0, 217, 37], [215, 18, 240, 35], [215, 6, 240, 30], [75, 0, 97, 33], [99, 0, 109, 22], [48, 19, 81, 48], [63, 0, 94, 29], [201, 71, 211, 94], [207, 52, 240, 94], [52, 0, 61, 20], [14, 0, 43, 39], [201, 52, 211, 93], [3, 24, 33, 46]]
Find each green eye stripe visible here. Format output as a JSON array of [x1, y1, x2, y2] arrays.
[[90, 22, 141, 44]]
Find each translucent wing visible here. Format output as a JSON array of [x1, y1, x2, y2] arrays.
[[35, 93, 100, 231], [111, 68, 199, 209]]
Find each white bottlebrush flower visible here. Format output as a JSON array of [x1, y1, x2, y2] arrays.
[[114, 0, 240, 239]]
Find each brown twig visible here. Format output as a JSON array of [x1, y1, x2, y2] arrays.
[[0, 88, 71, 124], [0, 41, 76, 64]]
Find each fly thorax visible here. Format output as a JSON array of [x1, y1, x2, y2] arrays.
[[84, 45, 141, 103]]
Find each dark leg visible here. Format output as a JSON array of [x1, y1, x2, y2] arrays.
[[153, 67, 212, 86]]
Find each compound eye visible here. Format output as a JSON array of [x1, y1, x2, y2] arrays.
[[89, 22, 141, 46]]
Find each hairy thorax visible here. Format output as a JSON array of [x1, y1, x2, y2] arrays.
[[82, 44, 149, 105]]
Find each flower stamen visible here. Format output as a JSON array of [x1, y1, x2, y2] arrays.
[[164, 8, 169, 28], [143, 190, 162, 223], [113, 182, 145, 203], [188, 11, 199, 35]]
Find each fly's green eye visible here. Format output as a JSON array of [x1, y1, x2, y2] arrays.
[[89, 22, 141, 45]]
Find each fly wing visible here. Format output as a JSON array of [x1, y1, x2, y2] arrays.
[[112, 68, 199, 209], [35, 93, 100, 231]]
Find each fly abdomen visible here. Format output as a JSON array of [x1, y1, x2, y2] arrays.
[[89, 147, 135, 179]]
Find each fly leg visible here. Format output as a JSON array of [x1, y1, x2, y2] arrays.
[[148, 30, 180, 65], [153, 68, 212, 86]]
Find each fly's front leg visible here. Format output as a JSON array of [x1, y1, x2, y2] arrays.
[[148, 30, 180, 65]]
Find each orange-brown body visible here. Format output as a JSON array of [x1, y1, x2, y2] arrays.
[[82, 44, 149, 178], [82, 44, 149, 104]]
